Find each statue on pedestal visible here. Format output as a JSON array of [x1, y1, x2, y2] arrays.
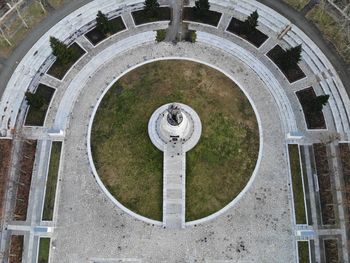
[[167, 103, 183, 126]]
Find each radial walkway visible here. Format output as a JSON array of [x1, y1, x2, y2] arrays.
[[163, 141, 185, 229]]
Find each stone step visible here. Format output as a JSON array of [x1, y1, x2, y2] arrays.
[[166, 189, 182, 199], [165, 203, 182, 214], [166, 175, 183, 185], [165, 198, 183, 204], [165, 182, 182, 189]]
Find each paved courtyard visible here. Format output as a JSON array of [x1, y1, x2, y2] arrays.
[[49, 42, 293, 262], [0, 0, 349, 262]]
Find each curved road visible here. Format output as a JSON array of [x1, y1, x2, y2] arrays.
[[0, 0, 349, 98]]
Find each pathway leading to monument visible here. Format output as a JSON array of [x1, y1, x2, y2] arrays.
[[148, 103, 202, 229], [163, 142, 185, 228]]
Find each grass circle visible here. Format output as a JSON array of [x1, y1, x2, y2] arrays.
[[91, 60, 259, 221]]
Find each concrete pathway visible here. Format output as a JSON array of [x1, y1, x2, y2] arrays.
[[163, 142, 185, 229], [0, 0, 349, 262], [165, 0, 183, 42], [47, 40, 294, 262]]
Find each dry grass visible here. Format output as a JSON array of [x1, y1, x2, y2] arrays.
[[91, 60, 259, 221], [0, 140, 12, 219], [0, 2, 46, 58], [47, 0, 66, 9], [307, 5, 350, 64], [283, 0, 310, 11], [9, 235, 24, 263]]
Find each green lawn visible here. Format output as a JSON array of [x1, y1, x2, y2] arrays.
[[42, 142, 62, 221], [38, 238, 50, 263], [298, 241, 310, 263], [91, 60, 259, 221], [288, 144, 307, 224]]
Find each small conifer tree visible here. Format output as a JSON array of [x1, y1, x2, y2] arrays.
[[156, 29, 166, 42], [194, 0, 210, 17], [96, 11, 111, 34], [144, 0, 160, 17], [309, 95, 330, 112], [25, 91, 44, 109], [190, 31, 197, 43], [243, 10, 259, 34], [49, 37, 78, 65], [281, 44, 302, 70], [285, 44, 302, 65]]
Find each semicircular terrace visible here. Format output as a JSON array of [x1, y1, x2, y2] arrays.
[[1, 0, 350, 262], [0, 0, 348, 142]]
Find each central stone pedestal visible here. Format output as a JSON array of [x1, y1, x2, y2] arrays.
[[148, 103, 202, 229]]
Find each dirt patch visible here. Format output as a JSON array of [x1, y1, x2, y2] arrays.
[[47, 43, 86, 80], [183, 7, 222, 27], [9, 235, 24, 263], [296, 87, 327, 129], [13, 140, 37, 221], [267, 45, 306, 83], [132, 7, 171, 25], [25, 84, 55, 126], [85, 16, 126, 46], [339, 143, 350, 243], [324, 239, 339, 263], [0, 139, 13, 219], [226, 17, 268, 48], [313, 143, 336, 225]]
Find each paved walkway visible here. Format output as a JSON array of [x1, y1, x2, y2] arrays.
[[50, 41, 294, 262], [0, 0, 349, 262], [163, 142, 185, 229]]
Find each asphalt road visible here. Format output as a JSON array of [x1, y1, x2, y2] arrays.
[[0, 0, 348, 98]]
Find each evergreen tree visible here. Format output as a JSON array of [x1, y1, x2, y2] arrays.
[[281, 44, 302, 70], [144, 0, 159, 17], [190, 31, 197, 43], [194, 0, 210, 17], [49, 37, 78, 65], [308, 95, 330, 112], [96, 11, 111, 34], [25, 91, 44, 109], [243, 10, 259, 34], [285, 44, 302, 65], [156, 29, 166, 42]]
